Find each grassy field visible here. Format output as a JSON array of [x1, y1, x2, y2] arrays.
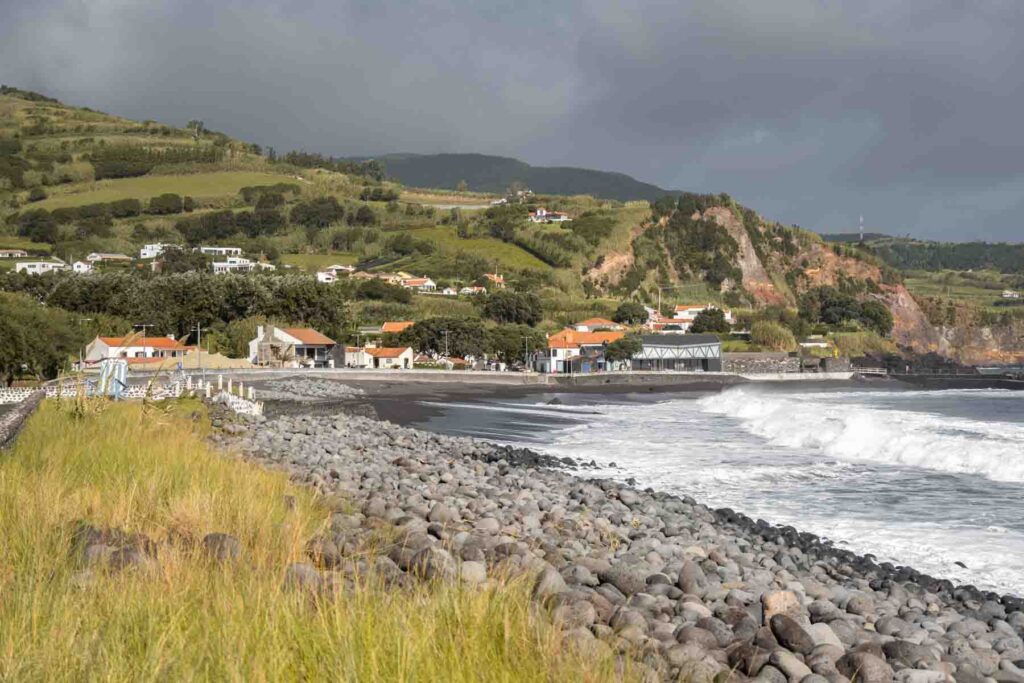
[[280, 252, 360, 272], [31, 172, 291, 210], [0, 399, 622, 681], [904, 270, 1014, 311], [403, 226, 550, 271], [0, 236, 53, 253]]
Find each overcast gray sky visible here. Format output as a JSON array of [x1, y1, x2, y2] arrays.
[[3, 0, 1022, 241]]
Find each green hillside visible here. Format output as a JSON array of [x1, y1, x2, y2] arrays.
[[375, 153, 674, 201]]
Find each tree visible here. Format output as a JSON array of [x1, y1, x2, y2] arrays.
[[486, 324, 545, 363], [0, 292, 87, 384], [27, 187, 46, 202], [456, 180, 469, 193], [482, 290, 542, 326], [397, 317, 487, 357], [357, 279, 411, 303], [158, 248, 209, 274], [350, 205, 377, 226], [859, 299, 894, 336], [15, 209, 58, 243], [604, 334, 642, 363], [147, 193, 184, 215], [187, 119, 205, 139], [689, 307, 731, 333], [612, 301, 648, 325]]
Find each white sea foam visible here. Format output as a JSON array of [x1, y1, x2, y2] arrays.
[[494, 387, 1024, 595], [697, 387, 1024, 482]]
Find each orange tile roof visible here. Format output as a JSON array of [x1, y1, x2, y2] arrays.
[[282, 328, 335, 345], [547, 329, 624, 349], [381, 321, 415, 333], [99, 336, 188, 349], [674, 304, 708, 312], [365, 346, 411, 358]]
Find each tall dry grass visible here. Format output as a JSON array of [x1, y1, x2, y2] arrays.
[[0, 400, 623, 682]]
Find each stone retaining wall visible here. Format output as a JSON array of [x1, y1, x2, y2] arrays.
[[0, 389, 44, 449], [722, 352, 801, 374]]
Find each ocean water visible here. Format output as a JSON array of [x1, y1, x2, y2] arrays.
[[411, 385, 1024, 597]]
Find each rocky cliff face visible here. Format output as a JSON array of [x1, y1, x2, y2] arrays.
[[936, 320, 1024, 365], [597, 201, 1022, 364], [702, 207, 789, 306]]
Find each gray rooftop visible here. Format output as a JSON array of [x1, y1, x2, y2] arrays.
[[640, 333, 721, 347]]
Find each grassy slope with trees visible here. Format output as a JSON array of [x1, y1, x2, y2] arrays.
[[2, 85, 1017, 375]]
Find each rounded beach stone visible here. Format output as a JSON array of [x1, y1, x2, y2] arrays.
[[202, 532, 241, 562]]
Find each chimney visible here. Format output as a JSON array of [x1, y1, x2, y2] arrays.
[[256, 325, 265, 340]]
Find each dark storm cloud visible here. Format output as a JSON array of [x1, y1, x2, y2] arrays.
[[2, 0, 1023, 240]]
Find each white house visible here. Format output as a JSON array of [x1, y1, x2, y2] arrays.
[[441, 287, 458, 296], [325, 264, 355, 275], [528, 207, 571, 223], [536, 328, 625, 374], [200, 246, 242, 257], [0, 249, 29, 259], [572, 317, 625, 332], [140, 243, 174, 259], [345, 346, 414, 369], [248, 325, 336, 368], [212, 256, 254, 274], [1003, 290, 1021, 300], [72, 260, 93, 274], [15, 260, 67, 275], [212, 257, 276, 275], [401, 277, 436, 292], [84, 335, 190, 363], [459, 286, 487, 296], [316, 271, 337, 283], [672, 304, 734, 324], [86, 252, 131, 264]]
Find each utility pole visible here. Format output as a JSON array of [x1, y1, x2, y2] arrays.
[[442, 329, 450, 357], [76, 318, 93, 371], [133, 323, 153, 359], [192, 323, 207, 379]]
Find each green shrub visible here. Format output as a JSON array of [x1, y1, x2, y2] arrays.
[[750, 320, 796, 351]]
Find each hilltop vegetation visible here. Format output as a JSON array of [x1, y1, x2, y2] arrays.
[[373, 153, 673, 201]]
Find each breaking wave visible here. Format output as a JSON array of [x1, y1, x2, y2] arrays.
[[698, 387, 1024, 482]]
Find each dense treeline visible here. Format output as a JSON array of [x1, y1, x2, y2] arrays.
[[0, 292, 88, 384], [868, 240, 1024, 274], [277, 152, 384, 181], [798, 286, 893, 335], [390, 317, 544, 364], [87, 145, 225, 180], [10, 194, 200, 243], [0, 271, 350, 340]]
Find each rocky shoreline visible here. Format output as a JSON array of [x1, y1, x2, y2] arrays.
[[211, 404, 1024, 683]]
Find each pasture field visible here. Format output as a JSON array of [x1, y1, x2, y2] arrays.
[[31, 172, 291, 210]]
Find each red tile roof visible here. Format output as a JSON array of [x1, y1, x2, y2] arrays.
[[365, 346, 411, 358], [381, 321, 415, 333], [282, 328, 335, 345], [99, 336, 188, 350], [547, 329, 624, 349]]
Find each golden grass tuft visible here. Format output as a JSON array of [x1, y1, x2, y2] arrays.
[[0, 400, 625, 681]]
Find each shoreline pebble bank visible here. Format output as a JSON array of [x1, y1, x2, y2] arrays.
[[211, 404, 1024, 683]]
